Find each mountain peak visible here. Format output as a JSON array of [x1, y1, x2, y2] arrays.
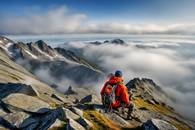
[[0, 36, 15, 46], [126, 78, 162, 92], [110, 39, 126, 45], [126, 77, 170, 111], [34, 40, 53, 51]]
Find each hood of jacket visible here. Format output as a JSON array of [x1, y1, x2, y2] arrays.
[[108, 76, 123, 84]]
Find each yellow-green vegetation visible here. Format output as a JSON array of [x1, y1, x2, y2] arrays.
[[49, 102, 59, 108], [84, 110, 121, 130], [170, 118, 191, 130], [133, 97, 191, 130], [133, 97, 172, 116]]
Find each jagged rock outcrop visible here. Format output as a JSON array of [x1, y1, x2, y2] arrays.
[[80, 94, 101, 104], [65, 86, 78, 95], [126, 78, 168, 106]]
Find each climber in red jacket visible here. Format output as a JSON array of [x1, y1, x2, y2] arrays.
[[101, 70, 133, 119]]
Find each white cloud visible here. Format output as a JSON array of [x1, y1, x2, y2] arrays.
[[1, 6, 195, 34], [81, 23, 195, 34], [0, 6, 87, 34]]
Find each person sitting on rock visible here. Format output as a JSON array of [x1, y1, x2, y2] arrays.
[[101, 70, 133, 119]]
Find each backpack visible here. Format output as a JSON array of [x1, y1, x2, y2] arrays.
[[102, 83, 118, 108]]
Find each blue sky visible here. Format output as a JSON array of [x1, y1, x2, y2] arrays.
[[1, 0, 195, 34]]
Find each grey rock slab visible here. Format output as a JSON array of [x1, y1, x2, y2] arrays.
[[64, 108, 80, 120], [2, 93, 50, 112]]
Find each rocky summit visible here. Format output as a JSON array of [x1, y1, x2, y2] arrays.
[[0, 36, 195, 130], [90, 39, 127, 45]]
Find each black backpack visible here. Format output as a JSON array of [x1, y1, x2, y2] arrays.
[[102, 83, 118, 108]]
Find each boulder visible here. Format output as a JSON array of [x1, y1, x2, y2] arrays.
[[77, 117, 93, 129], [66, 118, 85, 130], [80, 95, 101, 104], [2, 93, 50, 112], [0, 83, 37, 99], [141, 118, 178, 130], [64, 108, 80, 120]]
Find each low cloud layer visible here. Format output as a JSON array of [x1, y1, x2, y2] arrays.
[[1, 6, 195, 35], [63, 40, 195, 121]]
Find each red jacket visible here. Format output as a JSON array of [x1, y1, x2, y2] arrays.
[[101, 76, 130, 108]]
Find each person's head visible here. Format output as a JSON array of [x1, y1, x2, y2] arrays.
[[115, 70, 122, 77]]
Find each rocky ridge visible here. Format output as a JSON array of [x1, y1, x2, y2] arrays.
[[0, 36, 103, 88]]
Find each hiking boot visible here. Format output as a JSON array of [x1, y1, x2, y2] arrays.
[[127, 103, 134, 119]]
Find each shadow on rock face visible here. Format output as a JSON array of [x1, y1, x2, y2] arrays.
[[0, 107, 65, 130], [0, 83, 37, 99], [19, 107, 65, 130]]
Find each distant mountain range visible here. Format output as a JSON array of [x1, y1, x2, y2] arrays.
[[0, 36, 103, 88], [89, 39, 127, 45]]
